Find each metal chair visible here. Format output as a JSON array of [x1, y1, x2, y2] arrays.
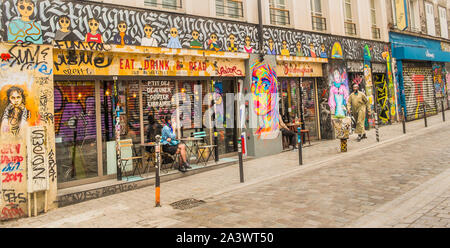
[[119, 139, 143, 179]]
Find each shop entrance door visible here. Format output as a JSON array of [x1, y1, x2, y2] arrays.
[[214, 80, 237, 155]]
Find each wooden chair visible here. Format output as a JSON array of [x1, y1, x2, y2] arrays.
[[119, 139, 143, 179], [300, 130, 311, 146], [194, 131, 217, 166]]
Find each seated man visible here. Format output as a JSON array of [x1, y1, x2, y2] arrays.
[[279, 114, 297, 150]]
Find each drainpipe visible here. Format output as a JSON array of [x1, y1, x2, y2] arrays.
[[257, 0, 265, 62]]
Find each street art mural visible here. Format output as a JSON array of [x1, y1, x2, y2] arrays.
[[251, 62, 280, 140], [0, 42, 55, 220], [382, 49, 397, 120], [375, 74, 390, 124], [328, 65, 349, 118], [263, 27, 386, 62], [1, 0, 260, 52], [433, 63, 446, 98]]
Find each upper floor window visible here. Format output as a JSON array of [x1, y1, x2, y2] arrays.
[[144, 0, 183, 10], [438, 6, 448, 39], [269, 0, 290, 26], [408, 0, 419, 32], [311, 0, 326, 31], [370, 0, 380, 39], [343, 0, 356, 35], [216, 0, 244, 19], [425, 1, 436, 36]]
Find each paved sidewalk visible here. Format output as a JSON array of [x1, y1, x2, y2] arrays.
[[1, 111, 449, 228]]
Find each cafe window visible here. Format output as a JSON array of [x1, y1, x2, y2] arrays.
[[54, 81, 98, 183]]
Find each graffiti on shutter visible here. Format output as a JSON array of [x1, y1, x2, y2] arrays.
[[403, 64, 437, 121]]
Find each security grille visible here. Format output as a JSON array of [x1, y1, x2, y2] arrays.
[[403, 63, 437, 121]]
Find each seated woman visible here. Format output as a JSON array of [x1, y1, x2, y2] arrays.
[[161, 115, 191, 172]]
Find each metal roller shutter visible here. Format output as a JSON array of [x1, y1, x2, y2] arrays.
[[403, 63, 437, 121]]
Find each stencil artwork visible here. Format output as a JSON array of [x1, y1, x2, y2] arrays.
[[1, 86, 30, 136], [251, 62, 280, 140]]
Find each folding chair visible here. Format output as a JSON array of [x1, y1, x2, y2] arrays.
[[119, 139, 143, 180]]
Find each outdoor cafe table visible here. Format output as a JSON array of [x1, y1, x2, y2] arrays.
[[179, 137, 203, 164], [137, 142, 158, 173], [287, 122, 302, 132]]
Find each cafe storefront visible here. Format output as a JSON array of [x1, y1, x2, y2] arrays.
[[52, 42, 248, 188], [275, 56, 327, 140]]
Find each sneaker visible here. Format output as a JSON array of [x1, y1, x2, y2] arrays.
[[178, 165, 187, 172], [184, 163, 192, 169]]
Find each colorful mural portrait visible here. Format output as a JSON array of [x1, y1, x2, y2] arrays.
[[243, 36, 253, 53], [250, 62, 280, 139], [85, 18, 103, 43], [227, 34, 238, 53], [190, 30, 202, 50], [167, 27, 182, 49], [141, 24, 158, 47], [331, 41, 343, 59], [319, 44, 327, 58], [280, 40, 290, 56], [112, 21, 133, 45], [267, 38, 276, 55], [54, 15, 77, 41], [207, 33, 221, 52], [296, 41, 304, 57], [7, 0, 43, 44], [328, 65, 349, 118], [309, 43, 317, 58]]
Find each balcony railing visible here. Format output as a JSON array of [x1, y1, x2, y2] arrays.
[[344, 21, 357, 36], [144, 0, 183, 10], [270, 7, 290, 26], [372, 26, 381, 39], [216, 0, 244, 19], [311, 15, 327, 31]]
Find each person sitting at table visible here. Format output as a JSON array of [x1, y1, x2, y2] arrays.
[[161, 115, 191, 172], [145, 114, 162, 153], [279, 114, 297, 150]]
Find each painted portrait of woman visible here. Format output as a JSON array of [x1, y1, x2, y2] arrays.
[[250, 62, 280, 139], [328, 66, 349, 118], [1, 86, 30, 136]]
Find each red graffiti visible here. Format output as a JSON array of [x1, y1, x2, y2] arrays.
[[283, 63, 313, 76], [0, 144, 21, 154], [2, 172, 23, 183], [217, 66, 243, 76], [1, 53, 11, 61], [0, 204, 26, 220], [189, 61, 207, 72], [412, 75, 425, 103], [1, 155, 24, 164]]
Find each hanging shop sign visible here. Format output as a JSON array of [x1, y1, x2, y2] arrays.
[[276, 61, 323, 77]]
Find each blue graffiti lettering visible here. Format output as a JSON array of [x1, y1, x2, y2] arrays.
[[1, 162, 21, 173]]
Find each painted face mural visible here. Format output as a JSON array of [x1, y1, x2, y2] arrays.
[[1, 87, 30, 136], [85, 18, 103, 43], [208, 33, 220, 52], [328, 66, 349, 118], [228, 34, 237, 53], [280, 41, 289, 56], [250, 62, 280, 139], [296, 41, 303, 57], [190, 30, 202, 50], [244, 36, 253, 53], [167, 27, 182, 49], [112, 21, 132, 45], [141, 24, 158, 47], [55, 15, 76, 41], [267, 39, 276, 55], [7, 0, 43, 44]]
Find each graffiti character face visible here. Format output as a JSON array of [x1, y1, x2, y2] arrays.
[[210, 34, 218, 43], [251, 64, 278, 116], [310, 43, 314, 50], [88, 18, 99, 33], [229, 34, 235, 44], [321, 44, 325, 52], [118, 22, 127, 33], [296, 42, 301, 50], [282, 41, 287, 49], [268, 39, 274, 48], [144, 25, 153, 38], [17, 0, 35, 20], [58, 16, 70, 30], [245, 36, 251, 46], [192, 30, 199, 40], [170, 27, 178, 38]]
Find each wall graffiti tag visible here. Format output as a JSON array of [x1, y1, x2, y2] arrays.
[[27, 126, 49, 192], [375, 74, 390, 123]]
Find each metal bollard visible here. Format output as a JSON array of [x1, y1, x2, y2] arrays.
[[155, 135, 161, 207], [402, 107, 406, 134], [238, 140, 244, 183], [442, 100, 446, 122], [423, 104, 428, 128], [297, 127, 303, 165]]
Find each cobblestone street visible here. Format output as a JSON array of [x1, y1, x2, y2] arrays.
[[1, 112, 450, 228]]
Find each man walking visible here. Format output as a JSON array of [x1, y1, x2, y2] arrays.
[[347, 84, 371, 142]]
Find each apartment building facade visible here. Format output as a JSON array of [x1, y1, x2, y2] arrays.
[[386, 0, 450, 121], [0, 0, 394, 220]]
